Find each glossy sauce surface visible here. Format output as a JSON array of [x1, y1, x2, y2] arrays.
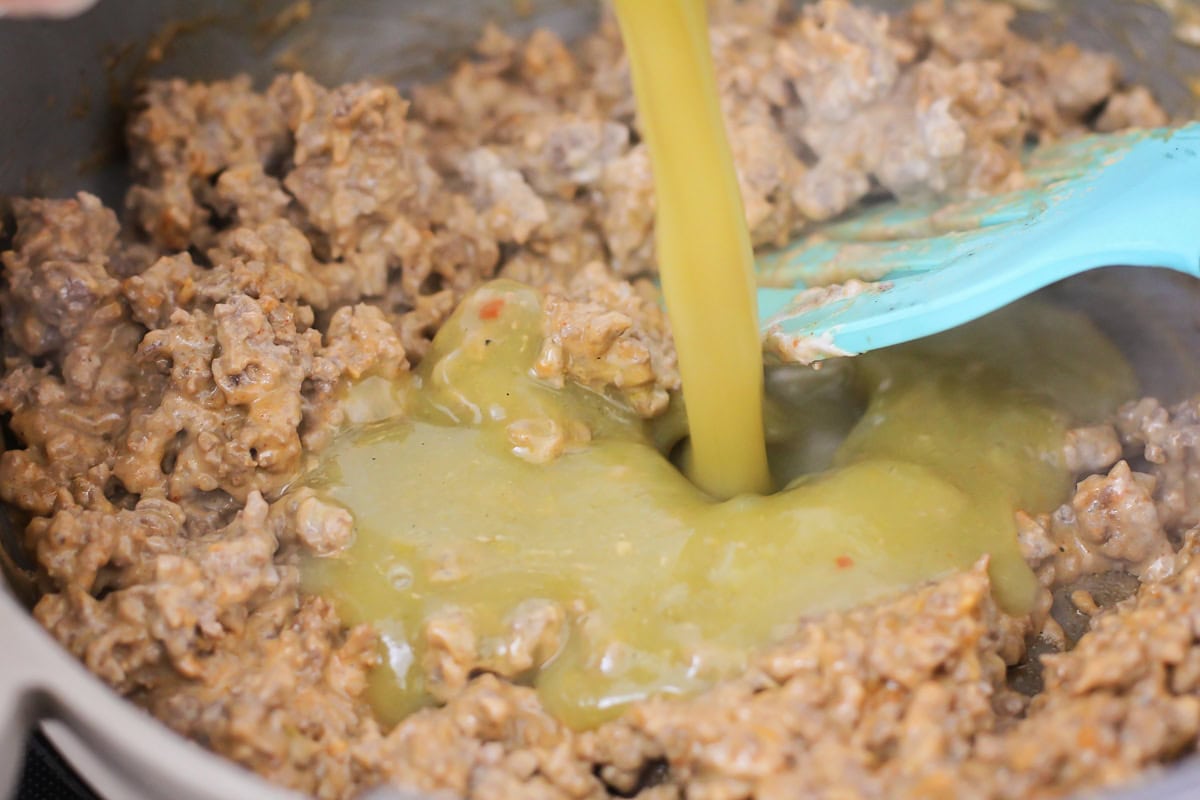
[[302, 281, 1136, 729]]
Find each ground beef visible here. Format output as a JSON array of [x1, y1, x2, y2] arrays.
[[970, 531, 1200, 800], [418, 600, 568, 704], [125, 76, 291, 252], [1117, 395, 1200, 533], [115, 0, 1164, 344], [0, 194, 143, 517], [1018, 459, 1175, 589], [0, 2, 1187, 799], [535, 262, 679, 418]]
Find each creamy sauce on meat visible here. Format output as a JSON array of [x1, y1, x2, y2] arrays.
[[8, 2, 1193, 797], [301, 281, 1135, 728]]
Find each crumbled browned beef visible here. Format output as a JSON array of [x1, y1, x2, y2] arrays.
[[535, 263, 679, 418], [967, 531, 1200, 800], [125, 76, 291, 252], [0, 194, 143, 517], [1018, 460, 1175, 589], [0, 2, 1186, 799], [1117, 396, 1200, 533]]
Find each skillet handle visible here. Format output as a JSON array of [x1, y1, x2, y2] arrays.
[[0, 690, 36, 800], [0, 599, 47, 799]]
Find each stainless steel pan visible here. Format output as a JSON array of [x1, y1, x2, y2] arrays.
[[3, 2, 1200, 798]]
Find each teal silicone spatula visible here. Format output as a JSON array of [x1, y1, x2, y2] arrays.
[[754, 123, 1200, 362]]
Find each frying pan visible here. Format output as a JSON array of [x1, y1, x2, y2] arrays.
[[2, 1, 1200, 798]]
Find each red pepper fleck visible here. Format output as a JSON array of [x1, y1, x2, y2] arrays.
[[479, 298, 505, 320], [835, 555, 854, 569]]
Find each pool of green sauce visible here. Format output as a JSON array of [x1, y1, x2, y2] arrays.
[[301, 280, 1136, 729]]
